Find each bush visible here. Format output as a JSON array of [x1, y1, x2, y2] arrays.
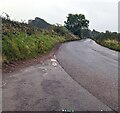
[[2, 32, 65, 62], [98, 39, 120, 51], [2, 18, 78, 63]]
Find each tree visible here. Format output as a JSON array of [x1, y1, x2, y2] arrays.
[[81, 28, 91, 38], [64, 14, 89, 38]]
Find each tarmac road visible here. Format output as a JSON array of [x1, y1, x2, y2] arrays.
[[2, 39, 118, 112], [56, 39, 118, 111]]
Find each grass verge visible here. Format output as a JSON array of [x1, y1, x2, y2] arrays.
[[2, 32, 65, 63], [96, 39, 120, 52]]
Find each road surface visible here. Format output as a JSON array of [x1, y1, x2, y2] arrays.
[[56, 39, 118, 111], [2, 39, 118, 111]]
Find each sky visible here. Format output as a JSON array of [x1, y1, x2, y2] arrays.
[[0, 0, 119, 32]]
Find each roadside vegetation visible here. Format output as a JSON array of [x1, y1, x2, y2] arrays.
[[64, 14, 120, 52], [2, 17, 78, 63], [89, 30, 120, 51], [96, 39, 120, 51], [2, 13, 119, 65]]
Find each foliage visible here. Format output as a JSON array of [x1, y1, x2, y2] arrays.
[[97, 39, 120, 51], [2, 32, 65, 62], [51, 25, 78, 41], [81, 29, 91, 38], [64, 14, 89, 37], [2, 17, 40, 36], [2, 17, 78, 63], [90, 30, 120, 51], [28, 17, 51, 29]]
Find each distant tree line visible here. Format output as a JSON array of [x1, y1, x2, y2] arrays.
[[82, 29, 119, 41], [64, 13, 119, 41]]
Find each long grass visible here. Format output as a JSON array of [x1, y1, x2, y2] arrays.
[[2, 18, 79, 63], [2, 32, 65, 63], [97, 39, 120, 51]]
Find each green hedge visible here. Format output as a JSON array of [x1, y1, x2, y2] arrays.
[[2, 32, 65, 62]]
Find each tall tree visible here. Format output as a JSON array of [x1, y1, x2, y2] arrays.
[[64, 14, 89, 38]]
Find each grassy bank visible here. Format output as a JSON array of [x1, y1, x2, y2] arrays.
[[2, 18, 78, 63], [89, 31, 120, 52], [96, 39, 120, 52], [2, 32, 65, 63]]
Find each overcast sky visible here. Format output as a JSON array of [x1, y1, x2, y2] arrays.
[[0, 0, 119, 32]]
